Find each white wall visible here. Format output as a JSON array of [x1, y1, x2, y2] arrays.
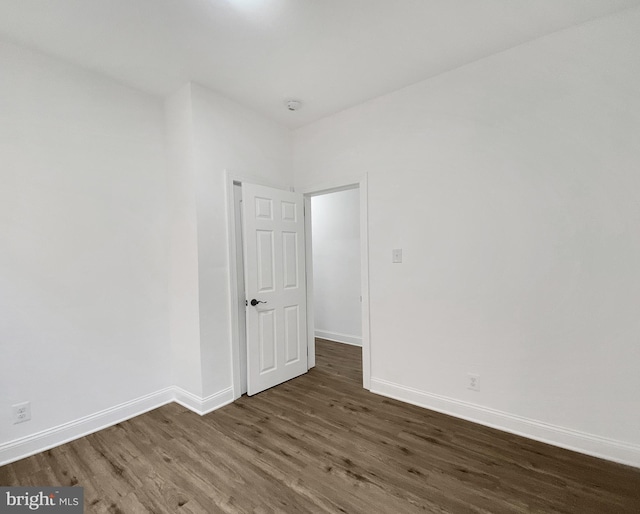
[[165, 82, 292, 404], [191, 83, 293, 398], [311, 189, 361, 345], [0, 48, 291, 460], [0, 40, 171, 444], [165, 85, 203, 397], [293, 8, 640, 466]]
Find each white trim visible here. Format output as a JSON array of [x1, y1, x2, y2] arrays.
[[296, 175, 362, 196], [0, 388, 174, 467], [224, 170, 291, 191], [315, 330, 362, 346], [0, 386, 236, 467], [173, 386, 235, 416], [298, 174, 371, 390], [304, 196, 316, 368], [225, 171, 243, 401], [359, 175, 371, 390], [370, 378, 640, 469]]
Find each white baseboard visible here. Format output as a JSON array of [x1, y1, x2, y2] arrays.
[[0, 388, 174, 467], [315, 329, 362, 346], [173, 386, 234, 416], [0, 386, 235, 467], [370, 378, 640, 469], [7, 378, 637, 470]]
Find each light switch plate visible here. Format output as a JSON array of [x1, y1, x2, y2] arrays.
[[392, 249, 402, 263]]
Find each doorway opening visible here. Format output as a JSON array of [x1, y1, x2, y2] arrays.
[[300, 175, 370, 391], [308, 187, 363, 372]]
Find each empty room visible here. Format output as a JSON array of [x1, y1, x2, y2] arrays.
[[1, 1, 640, 512]]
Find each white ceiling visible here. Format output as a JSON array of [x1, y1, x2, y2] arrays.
[[0, 0, 638, 128]]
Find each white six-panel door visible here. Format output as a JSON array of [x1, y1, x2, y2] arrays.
[[242, 183, 308, 396]]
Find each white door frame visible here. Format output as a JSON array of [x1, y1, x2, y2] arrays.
[[297, 173, 371, 391], [226, 171, 371, 398]]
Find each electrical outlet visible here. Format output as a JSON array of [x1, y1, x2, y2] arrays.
[[467, 373, 480, 392], [12, 402, 31, 424]]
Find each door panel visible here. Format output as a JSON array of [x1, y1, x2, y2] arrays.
[[243, 183, 308, 395], [282, 232, 299, 288], [284, 305, 300, 363], [259, 309, 276, 373], [256, 230, 275, 292]]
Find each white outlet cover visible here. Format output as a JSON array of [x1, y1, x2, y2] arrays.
[[467, 373, 480, 391], [12, 402, 31, 424]]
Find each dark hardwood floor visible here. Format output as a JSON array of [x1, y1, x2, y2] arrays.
[[2, 339, 639, 513]]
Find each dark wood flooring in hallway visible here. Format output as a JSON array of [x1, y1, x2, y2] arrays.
[[2, 339, 639, 513]]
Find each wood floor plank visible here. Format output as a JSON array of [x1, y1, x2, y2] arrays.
[[1, 338, 639, 513]]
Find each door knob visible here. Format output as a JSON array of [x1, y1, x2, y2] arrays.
[[250, 299, 267, 306]]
